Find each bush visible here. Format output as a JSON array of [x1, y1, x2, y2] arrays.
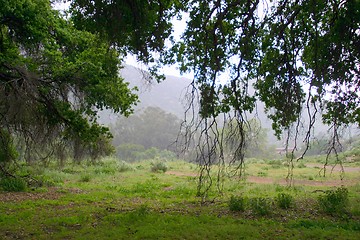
[[318, 187, 349, 216], [276, 193, 293, 209], [62, 167, 80, 174], [79, 174, 92, 182], [229, 195, 246, 212], [94, 165, 116, 175], [117, 161, 133, 172], [150, 161, 168, 173], [0, 129, 18, 167], [32, 176, 57, 187], [116, 143, 145, 162], [250, 197, 272, 216], [36, 169, 67, 187], [268, 160, 282, 169], [0, 177, 27, 192]]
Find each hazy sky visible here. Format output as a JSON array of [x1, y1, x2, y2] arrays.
[[125, 15, 192, 79]]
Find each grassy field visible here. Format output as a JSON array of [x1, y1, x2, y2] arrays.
[[0, 157, 359, 239]]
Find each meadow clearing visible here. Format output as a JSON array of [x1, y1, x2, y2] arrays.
[[0, 156, 359, 239]]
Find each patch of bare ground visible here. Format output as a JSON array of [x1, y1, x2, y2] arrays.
[[0, 187, 85, 203], [166, 171, 197, 177], [166, 171, 358, 186]]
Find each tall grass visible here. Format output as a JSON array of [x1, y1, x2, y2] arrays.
[[276, 193, 294, 209], [318, 187, 349, 216], [0, 177, 27, 192], [228, 195, 246, 212]]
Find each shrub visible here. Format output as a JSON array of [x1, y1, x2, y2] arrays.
[[318, 187, 349, 216], [62, 167, 80, 174], [158, 150, 177, 160], [94, 166, 116, 175], [0, 177, 27, 192], [229, 195, 246, 212], [116, 143, 145, 162], [79, 174, 92, 182], [250, 197, 272, 216], [0, 129, 18, 167], [32, 176, 57, 187], [275, 184, 286, 192], [150, 161, 168, 173], [268, 160, 282, 169], [117, 161, 134, 172], [35, 169, 67, 187], [276, 193, 293, 209]]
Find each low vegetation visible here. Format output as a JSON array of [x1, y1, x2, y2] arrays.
[[0, 177, 27, 192], [0, 155, 359, 239], [318, 187, 350, 217], [276, 193, 294, 209]]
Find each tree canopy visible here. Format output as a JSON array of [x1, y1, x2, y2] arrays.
[[168, 0, 359, 193], [67, 0, 359, 139], [1, 0, 359, 183], [0, 0, 138, 165], [112, 106, 181, 151]]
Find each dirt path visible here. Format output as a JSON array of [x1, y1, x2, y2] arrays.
[[166, 171, 197, 177], [0, 187, 84, 203], [166, 171, 358, 187]]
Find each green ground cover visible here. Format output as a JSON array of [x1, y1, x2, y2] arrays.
[[0, 157, 359, 239]]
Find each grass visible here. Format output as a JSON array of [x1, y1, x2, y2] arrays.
[[0, 156, 359, 239], [0, 177, 27, 192], [276, 192, 294, 209]]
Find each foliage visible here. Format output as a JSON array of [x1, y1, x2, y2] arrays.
[[318, 187, 349, 216], [0, 0, 138, 166], [2, 0, 359, 196], [34, 170, 67, 187], [117, 161, 134, 172], [171, 0, 359, 131], [0, 177, 27, 192], [304, 138, 330, 156], [169, 0, 359, 195], [223, 118, 275, 159], [276, 193, 294, 209], [0, 159, 360, 239], [69, 0, 179, 75], [268, 160, 283, 169], [0, 129, 18, 168], [112, 107, 181, 151], [249, 197, 272, 216], [116, 143, 146, 162], [228, 195, 246, 212], [79, 174, 91, 183], [150, 161, 168, 173], [116, 144, 177, 162]]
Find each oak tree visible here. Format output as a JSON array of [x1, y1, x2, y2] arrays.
[[0, 0, 138, 168]]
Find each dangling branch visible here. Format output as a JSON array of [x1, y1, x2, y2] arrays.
[[320, 121, 344, 179]]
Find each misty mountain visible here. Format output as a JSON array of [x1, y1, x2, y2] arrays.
[[98, 65, 191, 124], [100, 64, 358, 148], [121, 65, 191, 117], [99, 65, 280, 141]]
